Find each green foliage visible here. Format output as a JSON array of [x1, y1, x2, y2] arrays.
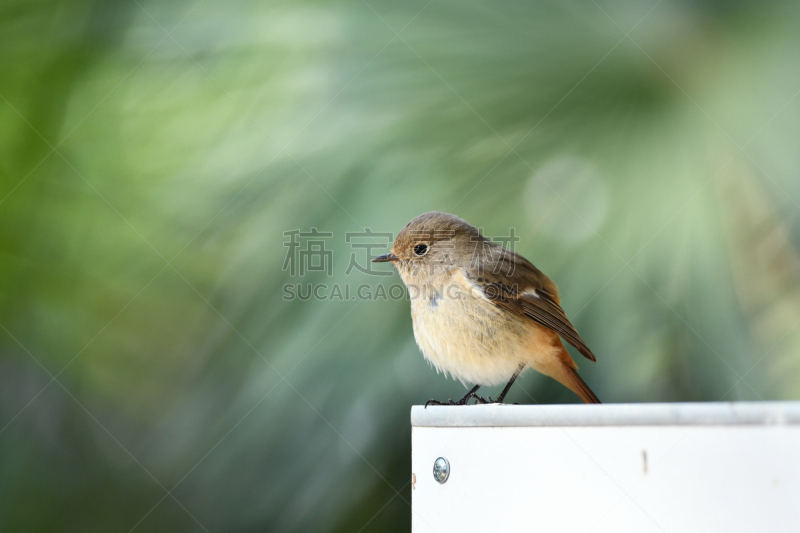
[[2, 0, 800, 531]]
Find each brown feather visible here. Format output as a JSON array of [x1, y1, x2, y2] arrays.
[[464, 240, 598, 363], [560, 363, 602, 404]]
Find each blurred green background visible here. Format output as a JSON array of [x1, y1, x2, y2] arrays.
[[2, 0, 800, 531]]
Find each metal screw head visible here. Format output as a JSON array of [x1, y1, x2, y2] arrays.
[[433, 457, 450, 484]]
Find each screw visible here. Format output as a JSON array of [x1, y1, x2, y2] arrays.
[[433, 457, 450, 484]]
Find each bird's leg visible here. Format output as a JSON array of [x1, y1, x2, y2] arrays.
[[425, 384, 482, 408], [474, 364, 525, 404], [494, 364, 524, 403], [457, 384, 483, 404]]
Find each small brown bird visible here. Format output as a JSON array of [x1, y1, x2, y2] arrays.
[[373, 211, 600, 405]]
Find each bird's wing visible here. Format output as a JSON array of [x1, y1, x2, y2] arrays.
[[463, 243, 597, 362]]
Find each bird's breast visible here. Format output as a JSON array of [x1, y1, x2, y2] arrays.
[[409, 275, 531, 386]]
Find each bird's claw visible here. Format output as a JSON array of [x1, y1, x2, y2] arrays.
[[424, 391, 483, 408], [424, 399, 448, 408], [472, 395, 518, 405], [424, 398, 463, 408]]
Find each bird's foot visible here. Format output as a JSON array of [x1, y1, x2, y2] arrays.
[[472, 395, 496, 404], [472, 395, 518, 405], [424, 392, 481, 408]]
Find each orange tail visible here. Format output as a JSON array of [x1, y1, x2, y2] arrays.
[[559, 364, 601, 404]]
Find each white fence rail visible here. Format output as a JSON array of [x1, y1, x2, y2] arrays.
[[411, 402, 800, 533]]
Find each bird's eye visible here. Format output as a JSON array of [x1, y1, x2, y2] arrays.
[[414, 243, 429, 256]]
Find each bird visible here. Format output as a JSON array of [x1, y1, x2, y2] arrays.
[[372, 211, 601, 405]]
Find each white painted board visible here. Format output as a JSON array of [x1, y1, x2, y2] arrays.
[[411, 403, 800, 533]]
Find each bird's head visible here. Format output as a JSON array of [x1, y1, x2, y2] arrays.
[[372, 211, 485, 284]]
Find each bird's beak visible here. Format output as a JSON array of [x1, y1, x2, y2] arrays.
[[372, 253, 398, 263]]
